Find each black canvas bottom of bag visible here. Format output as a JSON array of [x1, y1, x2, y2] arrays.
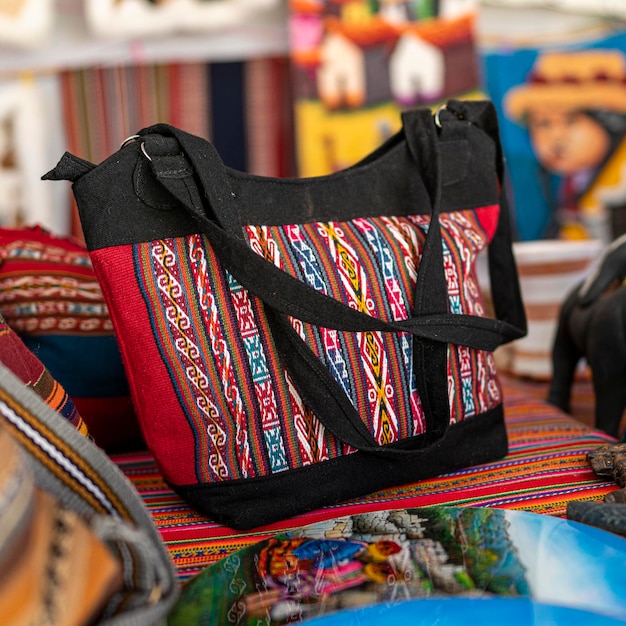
[[172, 405, 507, 529]]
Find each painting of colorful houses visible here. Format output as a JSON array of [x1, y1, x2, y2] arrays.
[[289, 0, 481, 176]]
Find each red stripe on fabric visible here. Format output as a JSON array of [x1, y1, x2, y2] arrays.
[[91, 245, 199, 486]]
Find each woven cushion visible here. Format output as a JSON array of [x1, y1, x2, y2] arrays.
[[0, 310, 88, 435], [111, 375, 619, 581], [0, 226, 142, 451]]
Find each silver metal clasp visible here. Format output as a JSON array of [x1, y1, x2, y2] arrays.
[[434, 103, 465, 128], [434, 104, 447, 128], [120, 134, 152, 161], [140, 142, 152, 161], [120, 134, 140, 149]]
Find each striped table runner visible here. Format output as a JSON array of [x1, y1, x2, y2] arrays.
[[111, 376, 618, 581]]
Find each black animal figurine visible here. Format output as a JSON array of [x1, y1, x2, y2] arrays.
[[547, 234, 626, 440]]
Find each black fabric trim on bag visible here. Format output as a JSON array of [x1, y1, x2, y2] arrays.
[[45, 127, 497, 248], [172, 404, 507, 529], [445, 100, 527, 336]]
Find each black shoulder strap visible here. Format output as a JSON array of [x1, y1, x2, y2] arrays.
[[134, 116, 523, 350], [446, 100, 527, 336]]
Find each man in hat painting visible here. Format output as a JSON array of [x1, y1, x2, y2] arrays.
[[505, 50, 626, 241]]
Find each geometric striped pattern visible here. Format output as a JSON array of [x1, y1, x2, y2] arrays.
[[0, 232, 112, 335], [112, 375, 619, 581], [132, 206, 500, 483], [29, 369, 89, 437], [0, 388, 128, 520]]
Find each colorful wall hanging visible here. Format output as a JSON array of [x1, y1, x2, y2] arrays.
[[290, 0, 482, 177], [481, 21, 626, 241]]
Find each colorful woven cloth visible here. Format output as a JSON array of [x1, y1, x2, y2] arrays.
[[112, 376, 618, 581], [0, 226, 142, 451], [0, 311, 89, 436]]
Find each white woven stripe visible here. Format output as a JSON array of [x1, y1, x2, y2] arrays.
[[0, 400, 116, 516]]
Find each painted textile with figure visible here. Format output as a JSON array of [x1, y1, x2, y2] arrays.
[[483, 28, 626, 242]]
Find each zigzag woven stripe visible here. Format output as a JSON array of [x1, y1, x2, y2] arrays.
[[362, 216, 424, 435], [0, 389, 128, 519], [135, 238, 236, 483], [285, 218, 410, 441], [249, 209, 499, 432], [249, 219, 405, 441], [246, 225, 346, 459], [226, 270, 291, 474], [189, 237, 255, 480]]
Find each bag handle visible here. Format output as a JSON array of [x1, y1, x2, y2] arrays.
[[444, 100, 527, 336], [136, 114, 524, 351], [138, 109, 458, 451], [265, 103, 525, 456], [133, 103, 524, 456], [259, 107, 451, 451]]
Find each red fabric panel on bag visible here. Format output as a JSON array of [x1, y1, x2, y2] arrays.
[[90, 245, 199, 484], [474, 204, 500, 242]]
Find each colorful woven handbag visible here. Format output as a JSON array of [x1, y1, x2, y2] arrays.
[[45, 100, 527, 529]]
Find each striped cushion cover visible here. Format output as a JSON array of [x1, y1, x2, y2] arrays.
[[0, 311, 89, 436], [0, 226, 141, 451], [111, 375, 618, 581]]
